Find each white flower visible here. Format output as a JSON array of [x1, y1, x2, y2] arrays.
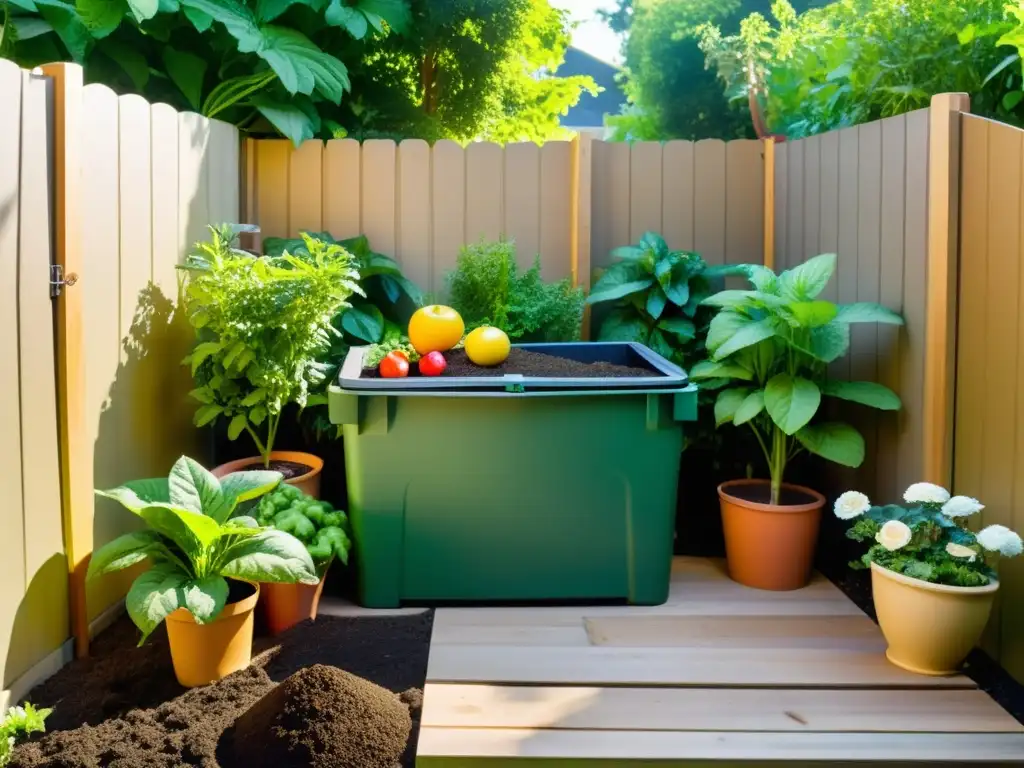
[[945, 542, 977, 562], [977, 525, 1024, 557], [876, 520, 912, 551], [941, 496, 984, 518], [834, 491, 870, 520], [903, 482, 950, 505]]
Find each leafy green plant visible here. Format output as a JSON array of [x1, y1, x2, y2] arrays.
[[263, 231, 422, 440], [700, 0, 1017, 139], [690, 253, 904, 505], [363, 337, 420, 368], [253, 483, 350, 576], [0, 702, 51, 766], [180, 226, 361, 465], [586, 232, 746, 366], [88, 456, 318, 643], [834, 483, 1023, 587], [447, 239, 585, 342]]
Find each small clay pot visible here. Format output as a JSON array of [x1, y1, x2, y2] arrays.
[[717, 479, 824, 591], [165, 580, 259, 688], [261, 575, 329, 636], [213, 451, 324, 499], [871, 562, 998, 676]]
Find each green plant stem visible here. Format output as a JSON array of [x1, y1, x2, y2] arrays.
[[244, 424, 268, 461], [770, 426, 787, 506], [263, 412, 281, 467], [748, 420, 771, 472]]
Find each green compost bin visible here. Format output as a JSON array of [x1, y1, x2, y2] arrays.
[[328, 342, 697, 608]]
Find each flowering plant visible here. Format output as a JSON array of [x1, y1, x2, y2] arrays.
[[835, 483, 1023, 587]]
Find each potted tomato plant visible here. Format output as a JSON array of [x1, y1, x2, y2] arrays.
[[180, 226, 362, 497], [89, 457, 318, 687], [251, 483, 352, 634], [691, 254, 904, 590], [835, 483, 1022, 675]]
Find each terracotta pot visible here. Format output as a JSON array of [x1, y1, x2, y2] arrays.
[[717, 479, 824, 591], [165, 581, 259, 688], [260, 574, 328, 635], [213, 451, 324, 499], [871, 563, 998, 676]]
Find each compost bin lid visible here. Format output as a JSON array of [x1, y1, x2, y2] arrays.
[[337, 342, 689, 394]]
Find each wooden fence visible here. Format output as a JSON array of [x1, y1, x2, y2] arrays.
[[0, 61, 69, 704], [243, 137, 768, 296], [955, 112, 1024, 682]]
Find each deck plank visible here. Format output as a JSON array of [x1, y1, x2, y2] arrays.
[[422, 684, 1023, 733], [417, 728, 1024, 764]]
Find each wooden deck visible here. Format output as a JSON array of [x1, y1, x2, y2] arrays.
[[417, 557, 1024, 766]]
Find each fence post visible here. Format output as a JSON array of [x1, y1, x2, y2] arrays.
[[762, 137, 776, 270], [39, 62, 90, 659], [923, 92, 970, 488], [571, 132, 593, 338]]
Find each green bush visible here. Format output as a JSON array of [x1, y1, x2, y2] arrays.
[[180, 226, 361, 463], [253, 482, 350, 576], [447, 239, 584, 343]]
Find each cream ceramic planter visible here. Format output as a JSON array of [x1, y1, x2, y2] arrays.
[[870, 562, 998, 676]]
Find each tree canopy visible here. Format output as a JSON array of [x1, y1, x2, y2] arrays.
[[0, 0, 595, 144]]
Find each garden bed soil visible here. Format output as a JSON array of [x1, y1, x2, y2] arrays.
[[366, 347, 652, 379], [13, 610, 433, 768], [232, 459, 313, 480]]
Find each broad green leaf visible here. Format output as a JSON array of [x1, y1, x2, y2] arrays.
[[733, 390, 765, 425], [96, 483, 165, 514], [220, 471, 282, 505], [35, 0, 92, 62], [796, 422, 865, 468], [646, 287, 667, 320], [240, 388, 266, 406], [742, 264, 778, 294], [11, 15, 55, 39], [764, 374, 820, 435], [183, 5, 212, 29], [689, 359, 753, 381], [713, 318, 776, 360], [193, 404, 222, 427], [808, 321, 850, 363], [249, 404, 268, 426], [985, 54, 1020, 87], [189, 387, 214, 404], [654, 258, 672, 289], [125, 0, 157, 21], [341, 303, 385, 342], [596, 308, 647, 342], [356, 0, 410, 33], [587, 262, 653, 304], [639, 231, 668, 257], [100, 39, 149, 89], [223, 515, 261, 530], [787, 300, 837, 328], [609, 245, 646, 261], [821, 380, 902, 411], [190, 340, 223, 374], [180, 0, 260, 45], [657, 316, 695, 342], [1004, 91, 1023, 111], [647, 328, 674, 360], [126, 565, 187, 643], [251, 94, 316, 147], [779, 253, 836, 300], [714, 387, 750, 427], [360, 251, 403, 277], [257, 27, 350, 103], [227, 413, 247, 441], [162, 47, 207, 111], [182, 576, 228, 624], [325, 0, 367, 36], [389, 273, 423, 304], [664, 262, 691, 306], [835, 302, 904, 325], [705, 310, 748, 353], [169, 455, 226, 517], [123, 478, 171, 503], [76, 0, 125, 38], [255, 0, 315, 22], [220, 529, 318, 584], [140, 503, 222, 553], [87, 530, 161, 577]]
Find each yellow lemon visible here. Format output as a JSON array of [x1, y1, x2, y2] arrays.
[[408, 305, 465, 354], [465, 326, 510, 367]]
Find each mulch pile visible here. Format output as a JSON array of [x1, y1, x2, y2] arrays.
[[13, 611, 433, 768], [366, 347, 653, 379], [233, 665, 410, 768]]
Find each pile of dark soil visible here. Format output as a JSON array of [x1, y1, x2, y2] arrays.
[[366, 347, 653, 379], [13, 611, 433, 768], [233, 665, 410, 767]]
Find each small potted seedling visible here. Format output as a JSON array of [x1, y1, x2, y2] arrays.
[[835, 483, 1022, 675], [180, 226, 362, 498], [252, 483, 352, 634], [89, 457, 317, 687], [691, 254, 904, 590]]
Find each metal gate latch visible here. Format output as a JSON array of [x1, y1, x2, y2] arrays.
[[50, 265, 78, 298]]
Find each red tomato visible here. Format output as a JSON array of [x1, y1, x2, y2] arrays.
[[379, 351, 410, 378], [391, 350, 409, 362], [418, 350, 447, 376]]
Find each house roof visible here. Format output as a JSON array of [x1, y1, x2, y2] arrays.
[[556, 47, 626, 128]]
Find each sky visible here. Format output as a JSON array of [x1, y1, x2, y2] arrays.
[[550, 0, 624, 65]]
